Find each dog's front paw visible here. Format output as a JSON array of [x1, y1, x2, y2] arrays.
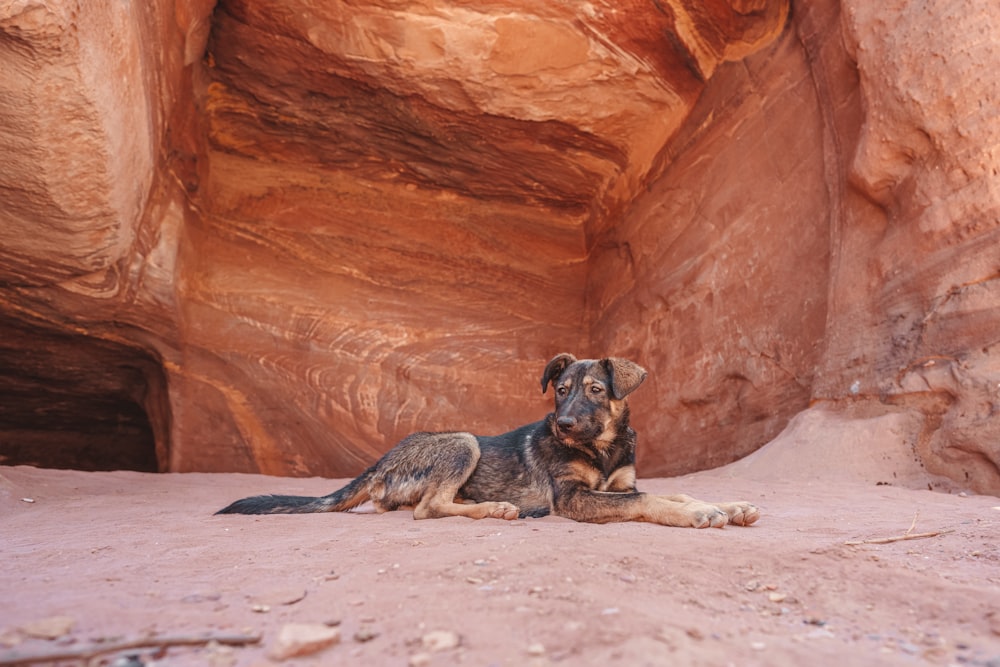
[[647, 496, 728, 528], [685, 502, 729, 529], [716, 501, 760, 526]]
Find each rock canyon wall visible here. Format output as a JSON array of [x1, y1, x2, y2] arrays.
[[1, 0, 997, 494]]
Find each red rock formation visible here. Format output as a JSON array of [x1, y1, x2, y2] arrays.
[[1, 0, 997, 494], [590, 0, 1000, 492], [825, 0, 1000, 493], [588, 21, 834, 473]]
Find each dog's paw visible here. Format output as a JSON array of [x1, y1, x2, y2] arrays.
[[483, 501, 520, 521], [686, 503, 729, 529], [716, 501, 760, 526], [648, 496, 727, 528]]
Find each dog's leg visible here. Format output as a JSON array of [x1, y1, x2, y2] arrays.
[[554, 486, 728, 528], [413, 487, 520, 521], [396, 433, 519, 521], [643, 495, 730, 528], [660, 494, 760, 527]]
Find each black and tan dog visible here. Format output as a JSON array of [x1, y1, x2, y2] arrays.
[[217, 354, 759, 528]]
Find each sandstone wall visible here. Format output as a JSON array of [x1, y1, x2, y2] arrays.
[[0, 0, 996, 493], [590, 0, 1000, 492], [823, 0, 1000, 493], [588, 10, 835, 473]]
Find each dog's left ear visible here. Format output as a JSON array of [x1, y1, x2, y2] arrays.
[[603, 358, 648, 399], [541, 353, 577, 393]]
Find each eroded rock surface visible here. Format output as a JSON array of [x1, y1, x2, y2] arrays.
[[0, 0, 997, 493], [0, 1, 154, 285]]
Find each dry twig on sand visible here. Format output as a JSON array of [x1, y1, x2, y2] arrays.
[[844, 529, 954, 546], [0, 632, 261, 666], [844, 512, 954, 546]]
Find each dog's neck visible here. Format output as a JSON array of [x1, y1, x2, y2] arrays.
[[595, 403, 632, 451]]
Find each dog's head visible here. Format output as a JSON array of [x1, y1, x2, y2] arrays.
[[540, 353, 647, 446]]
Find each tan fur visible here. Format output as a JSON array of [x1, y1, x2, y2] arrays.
[[601, 464, 636, 492]]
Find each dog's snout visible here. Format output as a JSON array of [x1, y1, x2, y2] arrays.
[[556, 416, 576, 431]]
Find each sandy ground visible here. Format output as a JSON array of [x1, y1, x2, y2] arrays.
[[2, 464, 1000, 666]]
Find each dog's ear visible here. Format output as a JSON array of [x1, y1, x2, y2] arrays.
[[603, 358, 648, 399], [541, 353, 577, 393]]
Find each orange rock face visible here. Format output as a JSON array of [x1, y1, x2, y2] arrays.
[[0, 0, 996, 493]]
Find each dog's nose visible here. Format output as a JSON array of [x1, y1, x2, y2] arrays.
[[556, 416, 576, 431]]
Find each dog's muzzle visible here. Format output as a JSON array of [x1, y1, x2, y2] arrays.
[[555, 416, 577, 435]]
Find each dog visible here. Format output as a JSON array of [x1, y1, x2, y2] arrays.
[[216, 353, 760, 528]]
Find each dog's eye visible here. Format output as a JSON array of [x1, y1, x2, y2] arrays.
[[590, 385, 604, 394], [556, 386, 568, 396]]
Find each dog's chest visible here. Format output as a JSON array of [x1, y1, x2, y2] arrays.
[[595, 462, 637, 492], [584, 435, 637, 492]]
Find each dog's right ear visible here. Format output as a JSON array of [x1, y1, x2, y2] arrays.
[[603, 357, 648, 399], [541, 353, 577, 393]]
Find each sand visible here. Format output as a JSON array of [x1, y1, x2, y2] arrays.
[[2, 464, 999, 666]]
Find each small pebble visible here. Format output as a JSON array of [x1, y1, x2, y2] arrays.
[[269, 623, 341, 661], [527, 643, 546, 655], [253, 588, 307, 606], [422, 630, 461, 652], [409, 652, 432, 667], [19, 616, 75, 640], [353, 628, 378, 643]]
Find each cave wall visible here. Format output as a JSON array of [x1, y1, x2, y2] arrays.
[[0, 0, 198, 471], [0, 0, 997, 492], [588, 8, 836, 474], [820, 0, 1000, 492], [590, 0, 1000, 492]]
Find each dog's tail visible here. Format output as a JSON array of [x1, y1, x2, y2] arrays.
[[215, 466, 376, 515]]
